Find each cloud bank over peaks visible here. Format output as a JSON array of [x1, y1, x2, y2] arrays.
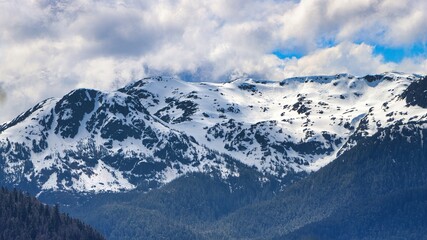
[[0, 0, 426, 123], [283, 42, 393, 77]]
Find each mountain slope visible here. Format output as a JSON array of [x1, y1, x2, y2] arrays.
[[0, 72, 426, 200], [1, 73, 426, 239], [67, 169, 280, 240], [63, 120, 427, 240], [279, 187, 427, 240], [119, 73, 426, 173], [210, 122, 427, 239], [0, 88, 248, 196]]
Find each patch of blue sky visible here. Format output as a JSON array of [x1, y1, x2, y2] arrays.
[[272, 50, 304, 59], [374, 43, 427, 63], [273, 41, 427, 63], [272, 37, 336, 60]]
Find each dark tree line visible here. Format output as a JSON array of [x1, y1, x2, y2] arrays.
[[0, 187, 104, 240]]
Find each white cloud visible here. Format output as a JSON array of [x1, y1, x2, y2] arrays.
[[276, 0, 427, 48], [281, 42, 396, 77], [0, 0, 426, 123], [396, 57, 427, 75], [0, 84, 5, 105]]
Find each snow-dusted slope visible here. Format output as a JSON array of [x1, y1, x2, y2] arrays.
[[1, 72, 426, 195], [0, 88, 242, 194], [119, 73, 427, 173]]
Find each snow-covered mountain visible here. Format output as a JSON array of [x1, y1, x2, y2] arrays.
[[1, 72, 426, 196]]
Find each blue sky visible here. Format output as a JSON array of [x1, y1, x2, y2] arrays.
[[274, 43, 427, 63], [374, 44, 427, 63], [0, 0, 427, 123]]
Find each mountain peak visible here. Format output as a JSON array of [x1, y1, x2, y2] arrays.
[[0, 72, 426, 196]]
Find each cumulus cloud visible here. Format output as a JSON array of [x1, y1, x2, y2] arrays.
[[282, 42, 396, 77], [276, 0, 427, 48], [0, 0, 426, 122], [0, 85, 5, 104]]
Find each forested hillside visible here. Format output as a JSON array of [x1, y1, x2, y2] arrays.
[[212, 123, 427, 239], [0, 187, 104, 240], [67, 169, 281, 240], [66, 123, 427, 239]]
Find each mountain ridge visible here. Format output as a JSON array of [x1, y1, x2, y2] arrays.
[[0, 72, 426, 198]]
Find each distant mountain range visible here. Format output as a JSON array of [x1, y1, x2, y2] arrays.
[[1, 72, 426, 239]]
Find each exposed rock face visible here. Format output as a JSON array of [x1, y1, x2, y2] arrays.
[[1, 72, 426, 196]]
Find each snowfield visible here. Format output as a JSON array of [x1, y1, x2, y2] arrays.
[[1, 72, 426, 194]]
